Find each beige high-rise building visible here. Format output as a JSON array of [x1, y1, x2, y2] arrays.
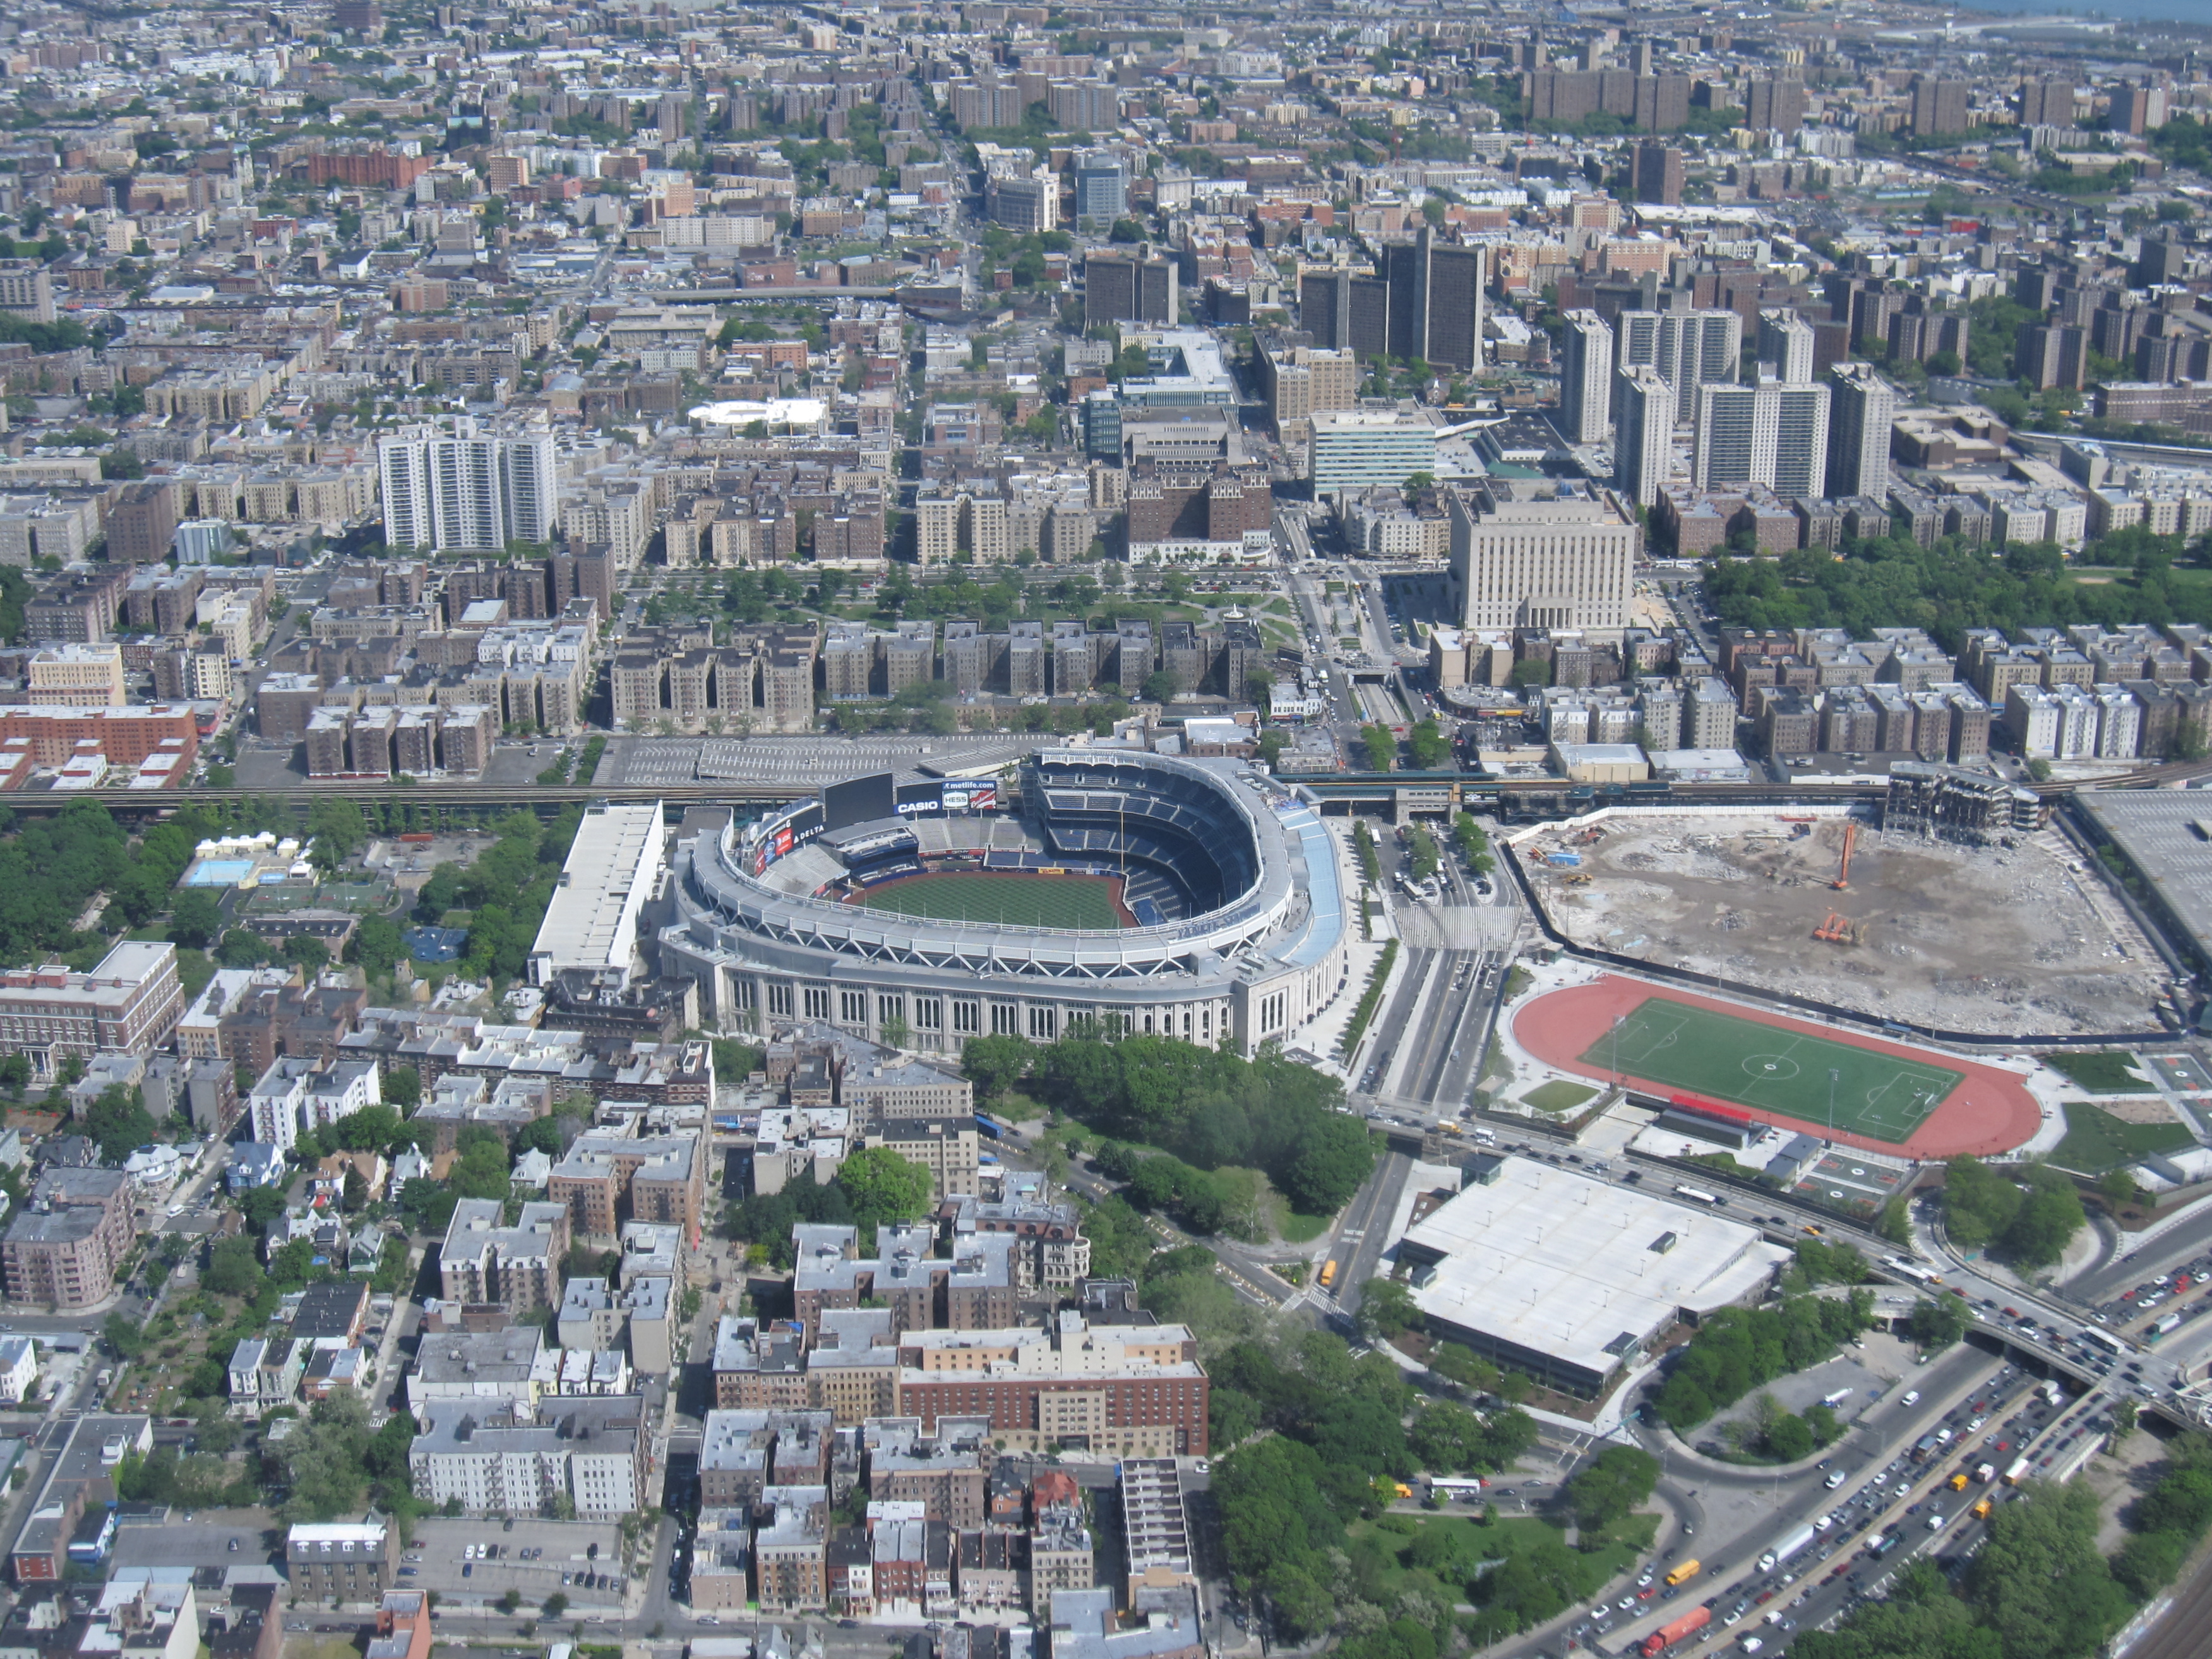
[[1256, 338, 1359, 447], [1447, 483, 1639, 636], [1694, 382, 1831, 500], [27, 643, 125, 707]]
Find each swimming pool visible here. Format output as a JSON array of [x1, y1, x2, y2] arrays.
[[183, 859, 257, 886]]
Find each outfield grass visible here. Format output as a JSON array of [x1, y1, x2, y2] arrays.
[[1523, 1080, 1599, 1113], [2049, 1103, 2199, 1175], [859, 873, 1125, 930], [2045, 1051, 2156, 1094], [1578, 997, 1963, 1146]]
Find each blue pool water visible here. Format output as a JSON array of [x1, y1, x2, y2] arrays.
[[184, 859, 257, 885]]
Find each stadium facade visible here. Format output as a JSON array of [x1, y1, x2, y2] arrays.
[[659, 750, 1353, 1058]]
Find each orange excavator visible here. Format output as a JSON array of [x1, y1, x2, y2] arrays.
[[1832, 820, 1857, 891]]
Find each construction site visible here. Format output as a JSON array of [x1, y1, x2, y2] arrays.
[[1519, 809, 2174, 1036]]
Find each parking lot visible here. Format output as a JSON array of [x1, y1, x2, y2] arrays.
[[399, 1518, 625, 1604]]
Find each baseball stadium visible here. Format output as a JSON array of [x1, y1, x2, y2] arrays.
[[659, 750, 1354, 1057]]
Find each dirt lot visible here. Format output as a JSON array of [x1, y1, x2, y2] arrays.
[[1529, 814, 2167, 1036]]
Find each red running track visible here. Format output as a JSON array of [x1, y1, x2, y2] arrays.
[[1511, 975, 2046, 1159]]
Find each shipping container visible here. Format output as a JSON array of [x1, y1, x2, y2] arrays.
[[1639, 1606, 1711, 1658]]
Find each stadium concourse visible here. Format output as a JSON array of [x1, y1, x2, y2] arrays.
[[1510, 974, 2047, 1159]]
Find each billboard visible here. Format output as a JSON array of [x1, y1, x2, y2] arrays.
[[895, 780, 947, 817], [752, 802, 827, 873], [943, 781, 998, 812], [823, 772, 898, 832]]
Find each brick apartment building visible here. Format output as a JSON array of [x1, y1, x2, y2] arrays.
[[545, 1129, 705, 1239], [0, 941, 183, 1073], [287, 1519, 398, 1603], [1, 1167, 135, 1307]]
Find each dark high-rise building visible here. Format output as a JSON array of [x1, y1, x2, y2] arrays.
[[1385, 239, 1428, 362], [1377, 230, 1485, 373], [1300, 268, 1354, 349], [1084, 246, 1177, 326], [1349, 275, 1390, 358], [1908, 75, 1970, 137], [2016, 325, 2087, 392], [1425, 244, 1485, 374], [1633, 143, 1683, 205], [1745, 79, 1805, 135], [1522, 69, 1690, 131], [2016, 78, 2075, 128]]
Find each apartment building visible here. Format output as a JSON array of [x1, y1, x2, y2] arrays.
[[894, 1317, 1209, 1456], [1, 1167, 135, 1309], [287, 1521, 398, 1604], [545, 1129, 705, 1240], [438, 1199, 571, 1314], [407, 1395, 647, 1516], [698, 1408, 835, 1509], [872, 1118, 981, 1202]]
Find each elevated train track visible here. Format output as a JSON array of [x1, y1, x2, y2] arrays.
[[13, 757, 2212, 820]]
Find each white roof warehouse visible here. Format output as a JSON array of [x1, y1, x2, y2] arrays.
[[1398, 1155, 1791, 1397]]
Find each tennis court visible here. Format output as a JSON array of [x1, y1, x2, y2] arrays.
[[858, 872, 1128, 930], [1580, 996, 1964, 1145]]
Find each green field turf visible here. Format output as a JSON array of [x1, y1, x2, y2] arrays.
[[859, 873, 1125, 930], [1579, 997, 1964, 1145]]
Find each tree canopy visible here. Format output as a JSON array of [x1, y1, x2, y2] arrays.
[[1035, 1035, 1373, 1219], [1942, 1158, 2086, 1269], [835, 1146, 935, 1233]]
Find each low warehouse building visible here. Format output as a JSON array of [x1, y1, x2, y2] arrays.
[[1397, 1154, 1790, 1397]]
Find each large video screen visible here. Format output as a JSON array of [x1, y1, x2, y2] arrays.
[[822, 772, 897, 832]]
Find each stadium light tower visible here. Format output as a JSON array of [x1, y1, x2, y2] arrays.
[[1611, 1014, 1627, 1093], [1827, 1067, 1839, 1142]]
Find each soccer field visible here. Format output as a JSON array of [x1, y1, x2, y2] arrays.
[[1577, 997, 1964, 1145], [858, 873, 1126, 930]]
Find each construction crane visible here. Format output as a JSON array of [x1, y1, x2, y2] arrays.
[[1832, 820, 1858, 891]]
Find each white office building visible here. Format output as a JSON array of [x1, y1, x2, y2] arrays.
[[1447, 482, 1639, 637], [1309, 409, 1440, 497]]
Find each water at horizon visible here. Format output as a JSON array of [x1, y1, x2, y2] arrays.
[[1951, 0, 2212, 25]]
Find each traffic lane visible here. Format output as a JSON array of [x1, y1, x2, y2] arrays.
[[1608, 1380, 2028, 1655], [2076, 1206, 2212, 1300]]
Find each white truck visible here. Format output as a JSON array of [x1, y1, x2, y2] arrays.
[[1758, 1524, 1819, 1574]]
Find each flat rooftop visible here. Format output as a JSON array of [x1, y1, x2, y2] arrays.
[[529, 801, 664, 980], [1401, 1156, 1788, 1379], [2080, 790, 2212, 968]]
